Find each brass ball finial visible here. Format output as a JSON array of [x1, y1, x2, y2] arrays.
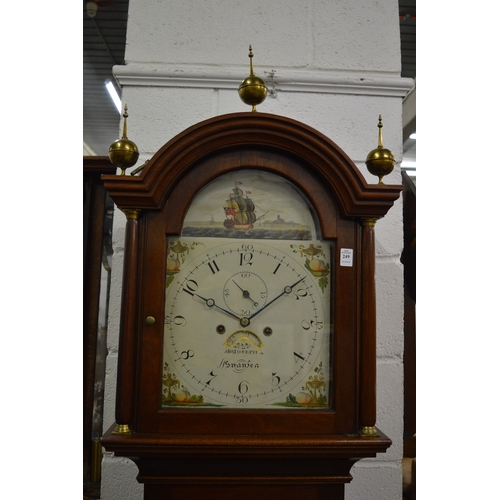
[[108, 104, 140, 175], [365, 115, 395, 184], [238, 45, 268, 112]]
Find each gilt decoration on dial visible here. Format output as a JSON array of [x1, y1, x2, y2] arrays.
[[162, 171, 332, 409]]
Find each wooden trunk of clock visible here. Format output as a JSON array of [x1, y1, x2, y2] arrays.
[[101, 112, 401, 499]]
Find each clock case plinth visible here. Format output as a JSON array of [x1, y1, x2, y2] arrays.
[[102, 430, 391, 500], [101, 112, 401, 499]]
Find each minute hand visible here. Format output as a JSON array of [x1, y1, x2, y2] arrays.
[[248, 276, 306, 320]]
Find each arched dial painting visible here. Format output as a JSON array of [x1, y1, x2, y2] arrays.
[[162, 170, 332, 409]]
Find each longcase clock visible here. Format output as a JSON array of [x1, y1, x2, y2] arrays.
[[101, 112, 401, 499]]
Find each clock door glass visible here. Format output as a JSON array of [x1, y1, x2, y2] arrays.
[[162, 171, 332, 409]]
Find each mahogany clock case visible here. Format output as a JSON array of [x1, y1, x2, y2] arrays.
[[101, 111, 399, 445]]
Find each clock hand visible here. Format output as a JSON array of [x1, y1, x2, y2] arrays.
[[248, 276, 306, 320], [193, 293, 240, 321], [232, 279, 259, 307]]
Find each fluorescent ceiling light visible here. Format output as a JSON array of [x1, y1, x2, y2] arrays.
[[409, 133, 416, 140], [106, 81, 122, 113]]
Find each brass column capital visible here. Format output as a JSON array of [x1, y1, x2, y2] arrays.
[[122, 208, 141, 220], [361, 217, 378, 228]]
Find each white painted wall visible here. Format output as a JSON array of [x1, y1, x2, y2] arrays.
[[101, 1, 413, 498]]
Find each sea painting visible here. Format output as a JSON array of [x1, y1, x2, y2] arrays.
[[181, 170, 318, 241]]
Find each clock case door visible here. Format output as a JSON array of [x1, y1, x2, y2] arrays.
[[101, 111, 400, 448]]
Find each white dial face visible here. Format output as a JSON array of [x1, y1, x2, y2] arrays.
[[163, 237, 331, 409]]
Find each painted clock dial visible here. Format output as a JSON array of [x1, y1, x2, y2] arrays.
[[162, 170, 332, 409]]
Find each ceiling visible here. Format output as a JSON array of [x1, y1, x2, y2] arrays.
[[83, 0, 416, 159]]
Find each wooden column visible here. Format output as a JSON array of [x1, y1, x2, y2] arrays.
[[113, 209, 141, 434], [359, 218, 378, 436]]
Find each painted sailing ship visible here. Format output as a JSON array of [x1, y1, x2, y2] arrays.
[[223, 182, 259, 230]]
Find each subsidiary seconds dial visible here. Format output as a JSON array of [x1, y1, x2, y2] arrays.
[[223, 271, 268, 318], [163, 237, 331, 409]]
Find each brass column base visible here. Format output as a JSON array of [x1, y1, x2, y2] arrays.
[[360, 426, 380, 437], [112, 424, 132, 435], [90, 440, 103, 483]]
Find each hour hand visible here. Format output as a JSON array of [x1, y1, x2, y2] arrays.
[[193, 293, 240, 321]]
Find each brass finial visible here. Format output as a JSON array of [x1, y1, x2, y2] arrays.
[[249, 44, 255, 76], [108, 104, 140, 175], [365, 115, 395, 184], [122, 105, 130, 140], [238, 45, 268, 112]]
